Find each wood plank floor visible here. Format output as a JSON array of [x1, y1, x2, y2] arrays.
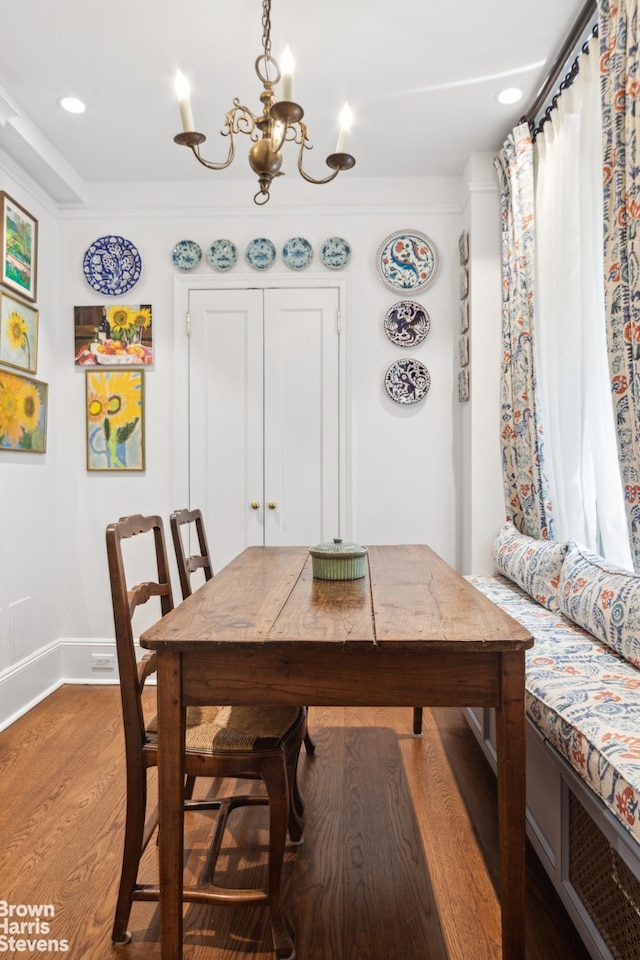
[[0, 686, 591, 959]]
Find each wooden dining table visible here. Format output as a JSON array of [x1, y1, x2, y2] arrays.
[[140, 543, 534, 960]]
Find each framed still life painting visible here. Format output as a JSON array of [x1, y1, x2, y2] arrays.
[[86, 369, 145, 471], [74, 304, 153, 366], [0, 369, 48, 452], [0, 193, 38, 303], [0, 290, 38, 372]]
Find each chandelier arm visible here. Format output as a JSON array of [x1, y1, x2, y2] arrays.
[[188, 135, 236, 171], [297, 157, 341, 186]]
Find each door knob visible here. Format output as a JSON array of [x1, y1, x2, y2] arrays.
[[251, 501, 261, 510], [268, 501, 277, 510]]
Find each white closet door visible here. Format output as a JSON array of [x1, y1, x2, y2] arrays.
[[189, 288, 264, 572], [262, 287, 340, 547], [189, 286, 341, 573]]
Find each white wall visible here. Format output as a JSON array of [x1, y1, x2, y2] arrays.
[[0, 159, 504, 722], [0, 157, 60, 675]]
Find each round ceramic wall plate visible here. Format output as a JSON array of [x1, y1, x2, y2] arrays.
[[83, 236, 142, 296], [384, 358, 431, 404], [384, 300, 431, 347], [376, 229, 438, 293], [207, 239, 238, 271], [172, 239, 202, 271], [246, 238, 276, 270], [282, 237, 313, 270], [320, 236, 351, 269]]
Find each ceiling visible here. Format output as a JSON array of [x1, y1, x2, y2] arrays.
[[0, 0, 592, 204]]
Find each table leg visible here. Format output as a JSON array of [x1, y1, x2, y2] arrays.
[[157, 650, 186, 960], [495, 651, 527, 960]]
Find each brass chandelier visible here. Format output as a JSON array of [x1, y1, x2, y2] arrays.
[[173, 0, 355, 205]]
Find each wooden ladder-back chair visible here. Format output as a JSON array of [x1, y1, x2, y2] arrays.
[[106, 513, 305, 960], [170, 507, 316, 756]]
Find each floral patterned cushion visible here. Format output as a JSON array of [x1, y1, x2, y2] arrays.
[[468, 575, 640, 845], [492, 521, 567, 611], [558, 541, 640, 668]]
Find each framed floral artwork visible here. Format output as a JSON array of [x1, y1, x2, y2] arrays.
[[0, 369, 48, 452], [0, 290, 38, 373], [86, 369, 145, 471], [74, 304, 153, 366], [0, 192, 38, 302]]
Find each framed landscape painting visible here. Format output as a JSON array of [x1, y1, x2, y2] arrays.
[[0, 290, 38, 372], [0, 369, 48, 452], [86, 369, 145, 471], [0, 192, 38, 302]]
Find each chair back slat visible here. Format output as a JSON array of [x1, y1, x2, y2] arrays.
[[170, 507, 213, 599]]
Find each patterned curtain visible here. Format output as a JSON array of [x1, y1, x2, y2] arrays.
[[494, 123, 554, 540], [600, 0, 640, 568]]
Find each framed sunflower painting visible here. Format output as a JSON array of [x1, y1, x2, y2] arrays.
[[0, 290, 38, 373], [86, 369, 145, 471], [0, 370, 48, 452]]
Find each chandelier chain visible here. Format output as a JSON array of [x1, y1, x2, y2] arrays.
[[261, 0, 272, 60]]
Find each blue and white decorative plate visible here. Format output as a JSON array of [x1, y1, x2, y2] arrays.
[[376, 230, 438, 293], [246, 238, 276, 270], [172, 239, 202, 271], [282, 236, 313, 270], [83, 235, 142, 296], [384, 300, 431, 348], [320, 236, 351, 270], [384, 358, 431, 404], [207, 239, 238, 271]]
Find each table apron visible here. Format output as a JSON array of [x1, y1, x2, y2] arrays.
[[176, 648, 508, 708]]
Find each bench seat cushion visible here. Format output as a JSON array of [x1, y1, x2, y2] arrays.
[[468, 574, 640, 844]]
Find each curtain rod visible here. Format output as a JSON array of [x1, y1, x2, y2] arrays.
[[523, 0, 597, 124]]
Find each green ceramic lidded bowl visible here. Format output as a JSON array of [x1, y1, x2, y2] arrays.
[[309, 538, 368, 580]]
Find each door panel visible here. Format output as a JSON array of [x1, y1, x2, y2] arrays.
[[263, 288, 340, 546], [189, 286, 340, 572], [189, 289, 264, 572]]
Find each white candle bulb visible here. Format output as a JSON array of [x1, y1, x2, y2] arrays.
[[281, 46, 294, 101], [175, 70, 195, 132], [335, 102, 353, 154]]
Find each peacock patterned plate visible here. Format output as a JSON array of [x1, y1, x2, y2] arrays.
[[83, 235, 142, 296], [207, 239, 238, 271], [384, 357, 431, 404], [376, 230, 438, 293], [172, 239, 202, 271], [383, 300, 431, 347]]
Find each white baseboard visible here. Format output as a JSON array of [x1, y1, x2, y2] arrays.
[[0, 637, 122, 732]]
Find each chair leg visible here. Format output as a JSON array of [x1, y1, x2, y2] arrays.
[[262, 755, 296, 960], [111, 772, 147, 944], [302, 706, 316, 754], [286, 744, 304, 843], [412, 707, 423, 737]]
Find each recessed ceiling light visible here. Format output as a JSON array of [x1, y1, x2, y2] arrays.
[[58, 96, 86, 114], [496, 87, 523, 106]]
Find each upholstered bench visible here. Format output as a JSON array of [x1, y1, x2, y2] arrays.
[[464, 523, 640, 960]]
